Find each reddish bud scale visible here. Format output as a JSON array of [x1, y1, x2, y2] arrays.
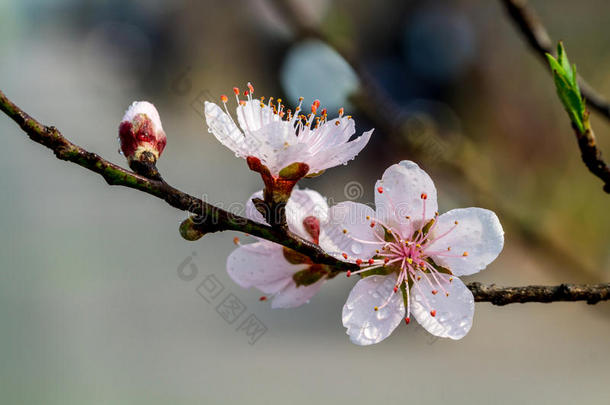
[[302, 216, 320, 245], [118, 115, 166, 161]]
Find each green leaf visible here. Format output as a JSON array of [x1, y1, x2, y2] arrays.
[[546, 42, 587, 133]]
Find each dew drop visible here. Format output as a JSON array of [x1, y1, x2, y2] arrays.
[[363, 326, 380, 340], [376, 310, 389, 321]]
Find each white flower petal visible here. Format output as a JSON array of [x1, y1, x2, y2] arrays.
[[245, 190, 266, 224], [285, 189, 329, 241], [425, 208, 504, 276], [247, 121, 306, 175], [411, 272, 474, 339], [122, 101, 163, 131], [298, 117, 356, 152], [374, 160, 438, 236], [271, 279, 325, 309], [342, 275, 405, 346], [236, 100, 281, 134], [227, 241, 307, 294], [245, 189, 329, 241], [307, 129, 373, 173], [204, 101, 246, 156], [321, 201, 383, 260]]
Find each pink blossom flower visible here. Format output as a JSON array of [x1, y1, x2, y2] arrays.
[[204, 83, 373, 178], [328, 161, 504, 345], [227, 188, 339, 308]]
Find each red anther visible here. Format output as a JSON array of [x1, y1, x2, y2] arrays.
[[383, 257, 390, 264], [220, 94, 228, 103], [430, 310, 436, 317], [247, 82, 254, 93], [346, 271, 352, 277], [233, 237, 240, 245], [405, 317, 411, 324], [431, 290, 438, 295], [356, 259, 363, 265], [393, 286, 398, 293], [421, 193, 428, 200], [342, 253, 348, 259], [313, 99, 320, 108], [243, 90, 249, 96], [462, 251, 469, 257], [259, 296, 267, 301], [233, 87, 239, 95], [368, 259, 374, 265], [370, 221, 376, 228], [321, 108, 327, 115], [239, 100, 246, 106], [377, 187, 383, 194], [338, 107, 344, 116]]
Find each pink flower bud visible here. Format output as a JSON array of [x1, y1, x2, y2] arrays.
[[118, 101, 166, 163]]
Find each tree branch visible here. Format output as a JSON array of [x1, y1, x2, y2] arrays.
[[573, 119, 610, 193], [1, 89, 609, 305], [469, 282, 610, 305], [0, 89, 353, 270], [500, 0, 610, 120]]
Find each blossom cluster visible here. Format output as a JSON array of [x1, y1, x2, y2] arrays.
[[120, 83, 504, 345]]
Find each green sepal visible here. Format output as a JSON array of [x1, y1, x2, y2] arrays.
[[425, 257, 453, 275], [278, 162, 309, 180], [293, 264, 327, 286], [411, 218, 436, 241]]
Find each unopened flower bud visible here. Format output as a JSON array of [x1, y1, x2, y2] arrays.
[[179, 216, 206, 241], [119, 101, 166, 178]]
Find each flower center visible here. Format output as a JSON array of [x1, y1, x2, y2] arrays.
[[343, 192, 467, 324]]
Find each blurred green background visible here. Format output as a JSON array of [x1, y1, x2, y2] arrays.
[[0, 0, 609, 403]]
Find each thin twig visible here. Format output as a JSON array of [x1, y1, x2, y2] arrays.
[[500, 0, 610, 119], [573, 118, 610, 193], [1, 89, 609, 305], [469, 282, 610, 305], [0, 89, 353, 270]]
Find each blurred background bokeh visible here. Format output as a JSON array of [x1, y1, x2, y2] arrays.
[[1, 0, 609, 403]]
